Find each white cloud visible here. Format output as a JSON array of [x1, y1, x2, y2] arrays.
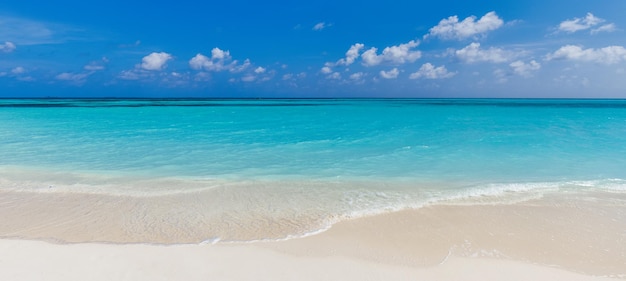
[[140, 52, 172, 71], [234, 68, 275, 83], [233, 59, 251, 73], [425, 11, 503, 40], [189, 54, 212, 70], [336, 43, 365, 66], [546, 45, 626, 64], [324, 41, 418, 70], [409, 63, 455, 79], [118, 70, 140, 80], [11, 66, 25, 74], [84, 58, 107, 71], [379, 68, 399, 79], [361, 40, 421, 66], [349, 72, 364, 80], [361, 48, 382, 66], [55, 72, 90, 82], [557, 13, 615, 34], [118, 68, 190, 85], [455, 42, 516, 63], [194, 72, 211, 82], [509, 60, 540, 77], [211, 47, 229, 59], [320, 66, 332, 74], [327, 72, 341, 80], [189, 48, 250, 72], [282, 72, 306, 81], [591, 23, 616, 34], [0, 41, 16, 53], [2, 66, 32, 81], [313, 22, 331, 31]]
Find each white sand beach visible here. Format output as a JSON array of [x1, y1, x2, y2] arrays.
[[1, 191, 624, 280], [0, 239, 620, 281]]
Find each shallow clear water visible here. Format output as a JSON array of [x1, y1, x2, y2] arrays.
[[3, 99, 626, 181], [1, 99, 626, 242]]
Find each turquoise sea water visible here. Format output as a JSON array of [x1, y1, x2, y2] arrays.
[[1, 99, 626, 241]]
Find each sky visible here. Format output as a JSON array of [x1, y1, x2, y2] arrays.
[[1, 0, 626, 98]]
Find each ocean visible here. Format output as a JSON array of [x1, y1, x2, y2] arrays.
[[1, 98, 625, 243]]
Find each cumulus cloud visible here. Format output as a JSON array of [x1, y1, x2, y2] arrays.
[[557, 13, 615, 34], [232, 59, 251, 72], [336, 43, 365, 66], [546, 45, 626, 64], [0, 41, 16, 53], [140, 52, 172, 71], [189, 47, 250, 72], [320, 44, 365, 74], [322, 41, 419, 71], [117, 68, 190, 86], [455, 42, 517, 63], [409, 63, 455, 79], [211, 47, 228, 59], [509, 60, 540, 77], [313, 22, 331, 31], [254, 67, 266, 74], [425, 11, 503, 40], [361, 40, 421, 66], [233, 67, 275, 83], [189, 54, 214, 70], [118, 70, 141, 80], [350, 72, 364, 80], [320, 66, 332, 74], [379, 68, 399, 79]]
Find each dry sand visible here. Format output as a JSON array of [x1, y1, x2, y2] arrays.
[[0, 239, 621, 281]]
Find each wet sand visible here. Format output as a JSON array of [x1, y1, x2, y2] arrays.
[[265, 192, 626, 277]]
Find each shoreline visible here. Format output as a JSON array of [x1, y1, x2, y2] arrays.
[[262, 192, 626, 277], [1, 191, 624, 279]]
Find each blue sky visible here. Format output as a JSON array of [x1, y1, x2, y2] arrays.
[[1, 0, 626, 98]]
